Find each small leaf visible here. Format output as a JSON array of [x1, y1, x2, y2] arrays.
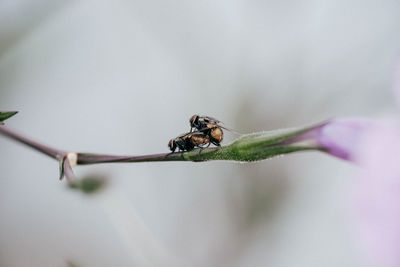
[[79, 177, 106, 193], [68, 175, 107, 194], [0, 111, 18, 124]]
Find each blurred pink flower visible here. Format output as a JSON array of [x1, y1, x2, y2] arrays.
[[353, 121, 400, 267], [313, 118, 376, 162], [306, 110, 400, 265]]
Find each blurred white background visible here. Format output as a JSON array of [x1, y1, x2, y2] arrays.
[[1, 0, 400, 266]]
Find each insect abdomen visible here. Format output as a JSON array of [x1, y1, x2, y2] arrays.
[[190, 134, 210, 146], [210, 127, 223, 142]]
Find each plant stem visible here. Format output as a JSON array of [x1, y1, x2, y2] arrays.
[[0, 123, 324, 167], [0, 126, 66, 159], [77, 151, 193, 164]]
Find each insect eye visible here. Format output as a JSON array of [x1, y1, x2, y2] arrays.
[[189, 115, 198, 125], [168, 139, 173, 149]]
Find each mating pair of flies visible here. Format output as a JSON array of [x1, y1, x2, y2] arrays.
[[168, 115, 229, 153]]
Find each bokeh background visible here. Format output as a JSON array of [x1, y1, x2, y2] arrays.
[[1, 0, 400, 266]]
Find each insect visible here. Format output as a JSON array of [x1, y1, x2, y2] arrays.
[[189, 115, 224, 146], [168, 132, 211, 152]]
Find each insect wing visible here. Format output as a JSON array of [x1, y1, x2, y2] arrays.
[[202, 115, 221, 124]]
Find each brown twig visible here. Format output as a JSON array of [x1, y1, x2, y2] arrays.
[[0, 126, 66, 159]]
